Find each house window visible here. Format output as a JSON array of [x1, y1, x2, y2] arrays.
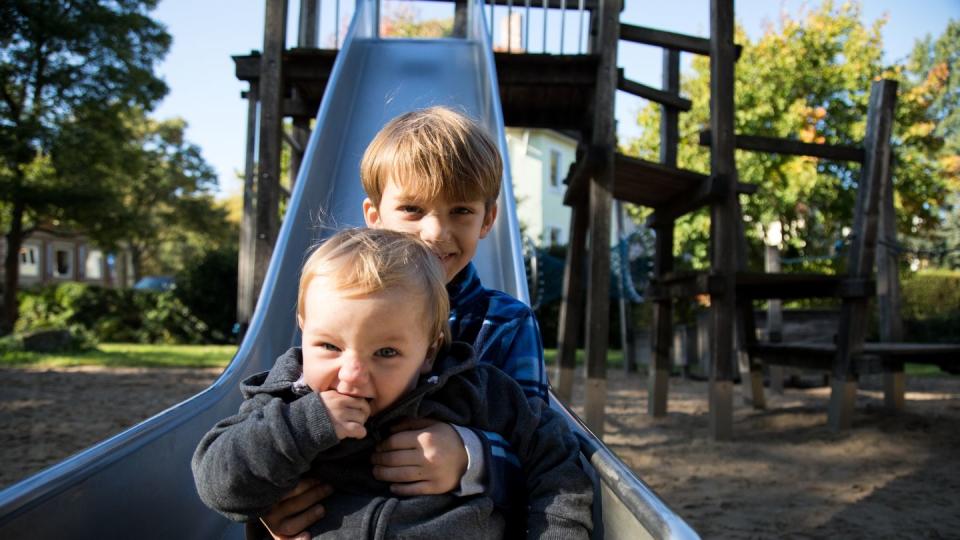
[[19, 245, 40, 277], [85, 249, 104, 280], [548, 227, 562, 247], [548, 149, 562, 188], [54, 249, 73, 279]]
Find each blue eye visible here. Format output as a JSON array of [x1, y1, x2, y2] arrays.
[[399, 205, 422, 214], [375, 347, 399, 358], [320, 343, 340, 352], [452, 207, 473, 215]]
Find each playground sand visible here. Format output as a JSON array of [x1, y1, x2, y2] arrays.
[[2, 365, 959, 538]]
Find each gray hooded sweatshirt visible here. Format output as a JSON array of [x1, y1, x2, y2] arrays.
[[192, 342, 592, 539]]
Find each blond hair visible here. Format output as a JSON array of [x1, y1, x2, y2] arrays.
[[361, 106, 502, 208], [298, 228, 451, 347]]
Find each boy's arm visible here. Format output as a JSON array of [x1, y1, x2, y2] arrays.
[[191, 392, 339, 522], [436, 366, 592, 537], [474, 309, 548, 507]]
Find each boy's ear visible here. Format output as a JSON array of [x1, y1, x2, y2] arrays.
[[478, 202, 498, 239], [297, 313, 304, 330], [362, 197, 381, 227]]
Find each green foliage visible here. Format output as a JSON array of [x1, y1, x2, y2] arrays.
[[1, 0, 171, 333], [900, 270, 960, 343], [82, 108, 232, 279], [380, 4, 453, 38], [174, 245, 239, 343], [16, 283, 210, 345], [623, 2, 953, 271]]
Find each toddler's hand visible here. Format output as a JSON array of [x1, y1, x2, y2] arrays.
[[319, 390, 370, 440]]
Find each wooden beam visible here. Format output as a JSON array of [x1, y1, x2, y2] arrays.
[[555, 202, 588, 402], [620, 23, 743, 58], [617, 71, 691, 111], [699, 130, 865, 162], [877, 140, 904, 410], [237, 83, 259, 334], [253, 0, 288, 302], [829, 79, 898, 430], [708, 0, 737, 440], [649, 48, 681, 417], [583, 0, 619, 437]]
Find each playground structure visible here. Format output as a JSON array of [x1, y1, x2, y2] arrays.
[[0, 0, 698, 537], [544, 1, 960, 440]]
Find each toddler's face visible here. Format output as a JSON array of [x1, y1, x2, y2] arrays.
[[299, 276, 436, 415], [363, 180, 497, 283]]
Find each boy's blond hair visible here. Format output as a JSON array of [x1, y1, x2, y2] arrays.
[[298, 228, 451, 347], [361, 106, 502, 208]]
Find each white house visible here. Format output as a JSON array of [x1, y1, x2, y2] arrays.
[[506, 127, 577, 247], [506, 127, 632, 248]]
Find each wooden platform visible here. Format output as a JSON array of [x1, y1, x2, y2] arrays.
[[751, 342, 960, 372], [647, 271, 875, 300], [233, 49, 598, 131]]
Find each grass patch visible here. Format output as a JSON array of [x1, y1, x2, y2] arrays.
[[544, 348, 627, 369], [0, 343, 237, 369], [905, 363, 955, 377]]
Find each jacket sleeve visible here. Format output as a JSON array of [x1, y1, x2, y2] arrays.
[[476, 310, 550, 509], [191, 388, 340, 522], [434, 367, 593, 538]]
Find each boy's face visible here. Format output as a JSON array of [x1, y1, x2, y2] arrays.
[[299, 276, 437, 415], [363, 179, 497, 283]]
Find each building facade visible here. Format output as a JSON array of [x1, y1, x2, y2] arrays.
[[0, 227, 133, 289]]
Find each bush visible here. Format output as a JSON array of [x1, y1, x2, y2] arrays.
[[174, 245, 238, 343], [17, 283, 209, 344], [901, 269, 960, 343]]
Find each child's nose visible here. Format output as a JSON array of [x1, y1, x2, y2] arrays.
[[338, 354, 369, 386], [419, 215, 448, 242]]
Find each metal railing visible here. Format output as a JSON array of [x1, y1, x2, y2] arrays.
[[486, 0, 592, 54]]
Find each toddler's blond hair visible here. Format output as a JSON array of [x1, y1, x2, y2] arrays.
[[361, 107, 502, 209], [298, 228, 451, 347]]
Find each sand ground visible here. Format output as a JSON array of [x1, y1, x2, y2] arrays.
[[1, 365, 958, 538]]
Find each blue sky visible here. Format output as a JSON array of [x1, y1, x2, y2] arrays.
[[151, 0, 959, 198]]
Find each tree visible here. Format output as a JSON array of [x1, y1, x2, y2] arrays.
[[0, 0, 170, 333], [901, 20, 960, 268], [88, 108, 230, 281], [623, 1, 952, 273]]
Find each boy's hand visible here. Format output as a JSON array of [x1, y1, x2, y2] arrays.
[[370, 418, 468, 496], [319, 390, 370, 440], [260, 478, 333, 540]]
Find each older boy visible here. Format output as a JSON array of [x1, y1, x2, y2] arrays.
[[263, 107, 550, 539], [192, 229, 591, 539]]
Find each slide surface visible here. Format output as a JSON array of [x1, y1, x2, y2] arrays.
[[0, 1, 697, 538]]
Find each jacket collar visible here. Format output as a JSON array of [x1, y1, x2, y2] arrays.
[[447, 263, 484, 311]]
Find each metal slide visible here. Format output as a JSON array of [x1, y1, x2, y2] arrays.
[[0, 1, 697, 537]]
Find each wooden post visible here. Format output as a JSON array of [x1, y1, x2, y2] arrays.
[[253, 0, 288, 305], [453, 0, 468, 38], [289, 0, 319, 193], [616, 200, 638, 373], [555, 202, 588, 402], [736, 213, 765, 409], [765, 241, 785, 393], [649, 48, 680, 417], [877, 147, 904, 409], [237, 83, 259, 335], [583, 0, 619, 436], [829, 79, 898, 430], [708, 0, 737, 440]]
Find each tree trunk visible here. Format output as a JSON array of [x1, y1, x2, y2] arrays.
[[129, 244, 143, 284], [1, 199, 26, 335]]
